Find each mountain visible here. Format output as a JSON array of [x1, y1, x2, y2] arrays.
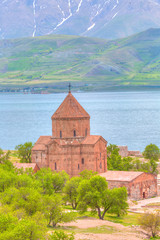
[[1, 0, 160, 40], [1, 28, 160, 92]]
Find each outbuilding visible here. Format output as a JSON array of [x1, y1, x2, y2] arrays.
[[100, 171, 157, 200]]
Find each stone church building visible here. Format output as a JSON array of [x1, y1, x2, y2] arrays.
[[32, 91, 107, 177], [31, 90, 157, 199]]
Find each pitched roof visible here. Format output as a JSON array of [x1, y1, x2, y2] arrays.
[[13, 163, 39, 170], [32, 136, 52, 151], [99, 171, 144, 182], [82, 135, 107, 145], [52, 92, 90, 119]]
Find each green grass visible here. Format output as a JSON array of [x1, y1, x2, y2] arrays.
[[104, 212, 140, 226], [1, 29, 160, 91]]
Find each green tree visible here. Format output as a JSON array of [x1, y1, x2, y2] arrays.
[[0, 213, 47, 240], [79, 169, 97, 179], [63, 177, 82, 209], [107, 144, 133, 171], [35, 168, 69, 194], [15, 142, 33, 163], [44, 194, 75, 227], [77, 175, 128, 220], [143, 143, 160, 161], [109, 187, 128, 217], [49, 231, 74, 240], [0, 168, 16, 192], [138, 211, 160, 237], [0, 149, 13, 171]]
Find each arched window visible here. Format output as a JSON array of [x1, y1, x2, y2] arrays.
[[85, 128, 87, 136], [74, 130, 76, 137], [60, 131, 62, 138], [55, 162, 57, 170], [82, 158, 84, 164]]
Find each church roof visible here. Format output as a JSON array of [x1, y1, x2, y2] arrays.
[[32, 136, 52, 151], [82, 135, 107, 145], [13, 163, 39, 171], [99, 171, 144, 182], [52, 92, 90, 119]]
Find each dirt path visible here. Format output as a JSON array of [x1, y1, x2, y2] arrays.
[[129, 196, 160, 213], [62, 218, 147, 240]]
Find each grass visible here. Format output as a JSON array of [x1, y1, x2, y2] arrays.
[[1, 29, 160, 91], [104, 212, 140, 226]]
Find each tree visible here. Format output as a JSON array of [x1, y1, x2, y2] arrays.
[[63, 177, 82, 209], [138, 211, 160, 237], [77, 175, 128, 220], [0, 213, 47, 240], [109, 187, 128, 217], [15, 142, 33, 163], [143, 143, 160, 161], [49, 231, 74, 240], [44, 194, 75, 227], [79, 170, 97, 179], [35, 168, 69, 195], [0, 168, 16, 192], [107, 144, 133, 171]]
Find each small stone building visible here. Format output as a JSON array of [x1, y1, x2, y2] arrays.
[[13, 163, 40, 173], [32, 91, 107, 177], [100, 171, 157, 200]]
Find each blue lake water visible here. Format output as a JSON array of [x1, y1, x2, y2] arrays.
[[0, 91, 160, 151]]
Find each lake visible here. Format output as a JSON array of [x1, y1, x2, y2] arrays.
[[0, 91, 160, 151]]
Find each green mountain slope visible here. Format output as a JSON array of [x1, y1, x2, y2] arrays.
[[1, 28, 160, 92]]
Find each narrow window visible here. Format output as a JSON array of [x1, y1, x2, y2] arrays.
[[78, 164, 80, 170], [74, 130, 76, 137], [100, 153, 101, 159], [85, 128, 87, 136], [60, 131, 62, 138], [55, 162, 57, 170], [82, 158, 84, 164], [100, 162, 102, 169]]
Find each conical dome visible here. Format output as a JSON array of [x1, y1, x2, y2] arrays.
[[52, 92, 90, 119]]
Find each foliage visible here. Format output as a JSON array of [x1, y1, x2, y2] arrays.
[[108, 143, 158, 174], [15, 142, 33, 163], [143, 144, 160, 161], [0, 168, 16, 192], [0, 212, 47, 240], [107, 144, 133, 171], [49, 231, 74, 240], [108, 187, 128, 217], [35, 168, 69, 194], [63, 177, 82, 209], [77, 175, 128, 219], [79, 170, 97, 179], [138, 211, 160, 237], [44, 194, 76, 227], [0, 149, 13, 170]]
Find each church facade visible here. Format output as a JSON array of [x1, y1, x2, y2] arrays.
[[32, 91, 107, 177]]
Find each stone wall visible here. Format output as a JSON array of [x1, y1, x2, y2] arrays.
[[118, 146, 142, 158], [118, 146, 128, 157], [107, 173, 157, 200]]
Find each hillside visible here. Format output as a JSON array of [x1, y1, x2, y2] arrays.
[[1, 0, 160, 40], [1, 28, 160, 92]]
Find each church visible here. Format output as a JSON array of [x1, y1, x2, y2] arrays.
[[32, 90, 107, 177], [31, 89, 158, 199]]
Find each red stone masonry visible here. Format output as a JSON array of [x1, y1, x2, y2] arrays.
[[32, 92, 107, 177]]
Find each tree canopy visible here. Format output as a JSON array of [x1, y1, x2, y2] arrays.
[[15, 142, 33, 163]]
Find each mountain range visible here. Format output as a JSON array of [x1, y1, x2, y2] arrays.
[[1, 0, 160, 40], [1, 28, 160, 91]]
